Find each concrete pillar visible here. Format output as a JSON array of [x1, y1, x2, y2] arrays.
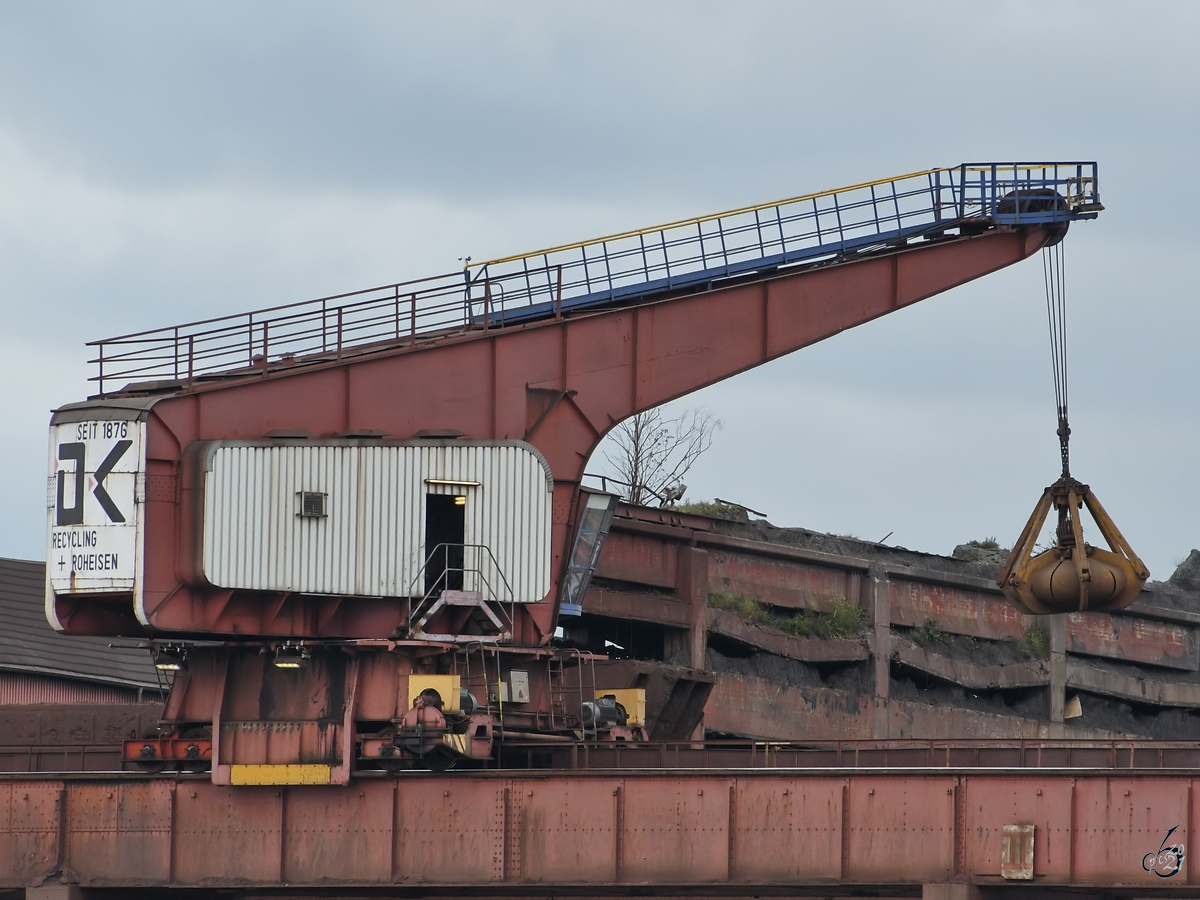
[[1049, 613, 1067, 723], [676, 546, 709, 669], [868, 564, 890, 739]]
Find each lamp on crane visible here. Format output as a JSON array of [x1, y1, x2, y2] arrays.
[[152, 645, 186, 671], [272, 643, 310, 669]]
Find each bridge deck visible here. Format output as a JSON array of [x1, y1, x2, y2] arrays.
[[2, 762, 1194, 896]]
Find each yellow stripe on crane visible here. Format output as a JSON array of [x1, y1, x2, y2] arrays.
[[229, 764, 332, 785], [478, 167, 947, 267]]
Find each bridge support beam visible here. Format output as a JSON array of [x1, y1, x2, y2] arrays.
[[4, 767, 1195, 893], [1049, 614, 1067, 722], [870, 563, 891, 739]]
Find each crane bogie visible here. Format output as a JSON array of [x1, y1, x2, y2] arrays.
[[127, 641, 668, 781]]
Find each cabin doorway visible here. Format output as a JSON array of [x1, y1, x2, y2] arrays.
[[424, 494, 465, 595]]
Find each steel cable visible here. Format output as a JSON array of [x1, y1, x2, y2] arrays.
[[1042, 241, 1070, 476]]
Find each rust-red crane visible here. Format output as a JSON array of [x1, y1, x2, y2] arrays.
[[45, 163, 1103, 782]]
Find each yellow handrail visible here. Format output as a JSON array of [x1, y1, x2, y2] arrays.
[[478, 167, 948, 267]]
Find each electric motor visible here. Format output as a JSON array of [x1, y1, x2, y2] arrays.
[[577, 695, 627, 729]]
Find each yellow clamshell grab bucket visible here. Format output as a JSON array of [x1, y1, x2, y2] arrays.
[[997, 239, 1148, 615], [997, 475, 1148, 615]]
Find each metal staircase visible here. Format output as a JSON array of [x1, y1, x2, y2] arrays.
[[404, 543, 516, 643]]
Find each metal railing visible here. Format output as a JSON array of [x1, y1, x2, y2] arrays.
[[405, 543, 517, 639], [510, 738, 1200, 772], [87, 162, 1100, 395]]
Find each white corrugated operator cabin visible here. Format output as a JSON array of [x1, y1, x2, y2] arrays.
[[197, 440, 553, 603]]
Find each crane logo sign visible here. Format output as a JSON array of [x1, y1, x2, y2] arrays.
[[46, 417, 144, 595]]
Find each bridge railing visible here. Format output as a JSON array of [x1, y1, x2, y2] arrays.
[[87, 162, 1099, 395], [533, 737, 1200, 772]]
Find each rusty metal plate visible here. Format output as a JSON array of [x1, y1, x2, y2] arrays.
[[619, 777, 731, 883], [709, 552, 854, 611], [172, 782, 282, 884], [595, 531, 677, 589], [0, 781, 60, 887], [844, 776, 955, 881], [393, 778, 504, 883], [706, 678, 873, 741], [281, 781, 393, 883], [508, 778, 619, 883], [731, 777, 842, 881], [1072, 777, 1189, 885], [961, 776, 1072, 880], [1068, 613, 1198, 671], [65, 781, 172, 884], [889, 580, 1029, 640]]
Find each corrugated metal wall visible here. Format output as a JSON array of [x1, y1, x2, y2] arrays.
[[0, 671, 146, 704], [202, 441, 552, 602]]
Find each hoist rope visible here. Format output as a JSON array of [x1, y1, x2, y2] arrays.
[[1042, 241, 1070, 477]]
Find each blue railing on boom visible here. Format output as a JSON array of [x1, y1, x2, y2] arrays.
[[88, 162, 1100, 395]]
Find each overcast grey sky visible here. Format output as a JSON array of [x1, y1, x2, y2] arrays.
[[2, 1, 1197, 579]]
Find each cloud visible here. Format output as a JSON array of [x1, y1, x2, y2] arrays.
[[2, 0, 1198, 583], [2, 2, 1194, 204], [0, 133, 665, 338]]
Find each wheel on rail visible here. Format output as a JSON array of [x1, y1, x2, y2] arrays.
[[132, 730, 168, 774], [422, 748, 458, 773], [176, 725, 213, 773]]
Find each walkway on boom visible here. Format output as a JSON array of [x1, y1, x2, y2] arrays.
[[87, 162, 1101, 395]]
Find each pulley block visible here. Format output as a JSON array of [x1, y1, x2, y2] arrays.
[[997, 476, 1149, 615]]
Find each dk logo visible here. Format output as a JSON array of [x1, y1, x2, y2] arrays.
[[56, 440, 132, 526]]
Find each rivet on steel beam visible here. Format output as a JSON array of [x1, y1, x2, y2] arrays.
[[868, 789, 875, 795], [697, 790, 703, 796], [528, 790, 533, 797], [1037, 790, 1043, 796], [443, 790, 450, 797]]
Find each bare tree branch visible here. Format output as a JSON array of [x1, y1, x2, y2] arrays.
[[600, 407, 721, 506]]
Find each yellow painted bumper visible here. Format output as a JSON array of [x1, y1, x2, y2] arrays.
[[229, 764, 332, 785]]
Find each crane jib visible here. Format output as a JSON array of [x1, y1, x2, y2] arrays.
[[84, 162, 1100, 396]]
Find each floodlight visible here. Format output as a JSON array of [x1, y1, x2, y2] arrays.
[[152, 646, 186, 671]]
